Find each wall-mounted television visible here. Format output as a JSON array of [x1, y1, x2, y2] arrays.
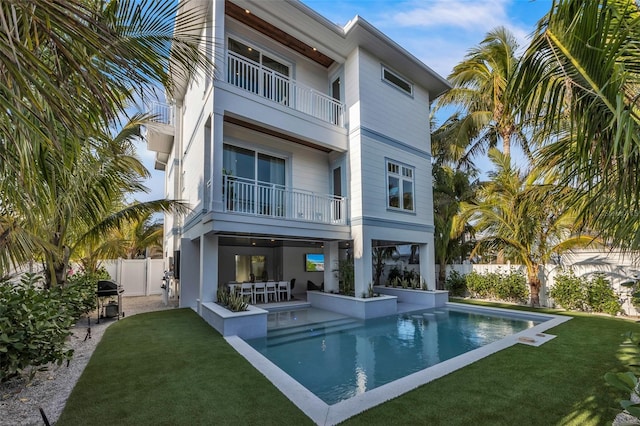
[[305, 253, 324, 272]]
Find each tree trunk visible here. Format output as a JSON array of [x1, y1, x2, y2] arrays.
[[437, 259, 447, 290], [527, 264, 541, 307]]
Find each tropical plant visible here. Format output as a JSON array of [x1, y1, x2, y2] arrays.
[[605, 332, 640, 420], [336, 259, 354, 296], [463, 149, 597, 306], [514, 0, 640, 248], [0, 0, 211, 177], [372, 247, 396, 285], [434, 27, 531, 161], [1, 116, 184, 287], [445, 270, 468, 297], [433, 163, 477, 289]]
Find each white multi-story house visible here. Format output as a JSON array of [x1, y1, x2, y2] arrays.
[[146, 0, 450, 314]]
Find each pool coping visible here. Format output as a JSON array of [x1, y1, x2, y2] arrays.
[[225, 302, 572, 426]]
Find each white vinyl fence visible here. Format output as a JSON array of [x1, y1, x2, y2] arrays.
[[100, 258, 166, 296], [443, 250, 640, 316]]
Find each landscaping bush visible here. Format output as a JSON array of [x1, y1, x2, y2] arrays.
[[63, 268, 108, 318], [445, 270, 467, 297], [0, 268, 107, 382], [495, 270, 528, 303], [0, 274, 75, 381], [550, 270, 621, 315], [465, 269, 528, 303], [549, 270, 586, 311], [586, 274, 621, 316]]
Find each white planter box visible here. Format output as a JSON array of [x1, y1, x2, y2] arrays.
[[373, 286, 449, 308], [307, 291, 397, 319], [201, 302, 268, 339]]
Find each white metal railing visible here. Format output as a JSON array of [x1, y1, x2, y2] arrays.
[[223, 175, 346, 225], [147, 101, 174, 126], [227, 51, 345, 127]]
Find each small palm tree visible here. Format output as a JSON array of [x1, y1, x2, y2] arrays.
[[463, 149, 597, 306]]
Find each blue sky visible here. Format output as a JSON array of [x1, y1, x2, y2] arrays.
[[135, 0, 553, 202]]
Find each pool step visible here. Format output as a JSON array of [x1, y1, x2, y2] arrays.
[[266, 318, 362, 347]]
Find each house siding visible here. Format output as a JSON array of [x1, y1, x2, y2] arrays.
[[357, 49, 431, 154]]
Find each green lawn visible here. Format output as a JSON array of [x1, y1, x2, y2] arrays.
[[58, 303, 640, 426]]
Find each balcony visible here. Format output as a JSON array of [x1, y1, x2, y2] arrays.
[[145, 101, 175, 157], [223, 176, 346, 225], [227, 52, 345, 128]]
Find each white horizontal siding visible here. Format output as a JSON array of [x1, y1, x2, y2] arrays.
[[355, 135, 433, 227], [357, 49, 431, 152]]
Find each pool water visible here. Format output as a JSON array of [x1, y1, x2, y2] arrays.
[[246, 306, 541, 405]]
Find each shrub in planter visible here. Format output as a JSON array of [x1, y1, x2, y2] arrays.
[[215, 287, 248, 312], [445, 270, 467, 297]]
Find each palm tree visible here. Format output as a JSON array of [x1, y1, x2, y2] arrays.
[[464, 149, 597, 306], [434, 27, 531, 160], [0, 116, 184, 287], [514, 0, 640, 248], [109, 212, 164, 260], [433, 164, 477, 289], [0, 0, 210, 172]]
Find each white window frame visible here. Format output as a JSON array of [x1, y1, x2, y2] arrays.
[[386, 159, 415, 212], [381, 65, 413, 96]]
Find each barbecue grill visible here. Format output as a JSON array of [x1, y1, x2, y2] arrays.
[[96, 280, 124, 323]]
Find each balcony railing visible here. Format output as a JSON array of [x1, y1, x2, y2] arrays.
[[147, 101, 174, 126], [227, 51, 345, 127], [223, 175, 346, 225]]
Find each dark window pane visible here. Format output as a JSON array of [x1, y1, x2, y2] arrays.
[[229, 38, 260, 63], [383, 68, 412, 95], [388, 176, 400, 208], [403, 180, 414, 211]]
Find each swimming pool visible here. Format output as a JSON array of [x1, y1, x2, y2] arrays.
[[229, 303, 569, 425], [246, 305, 542, 404]]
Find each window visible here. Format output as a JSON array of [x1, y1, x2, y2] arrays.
[[387, 159, 414, 212], [223, 144, 286, 216], [382, 65, 413, 96]]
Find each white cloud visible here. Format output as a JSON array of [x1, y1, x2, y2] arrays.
[[391, 0, 510, 31]]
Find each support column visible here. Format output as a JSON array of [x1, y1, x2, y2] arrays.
[[200, 233, 219, 309], [419, 235, 436, 290], [211, 112, 224, 212], [180, 238, 200, 310], [353, 226, 372, 298], [324, 241, 339, 293]]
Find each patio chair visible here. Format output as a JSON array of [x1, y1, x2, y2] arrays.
[[265, 281, 277, 302], [253, 282, 267, 304], [277, 281, 289, 301], [289, 278, 296, 300], [239, 282, 253, 304]]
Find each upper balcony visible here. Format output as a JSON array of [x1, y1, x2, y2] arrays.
[[226, 51, 345, 128], [223, 175, 346, 226], [145, 101, 175, 170]]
